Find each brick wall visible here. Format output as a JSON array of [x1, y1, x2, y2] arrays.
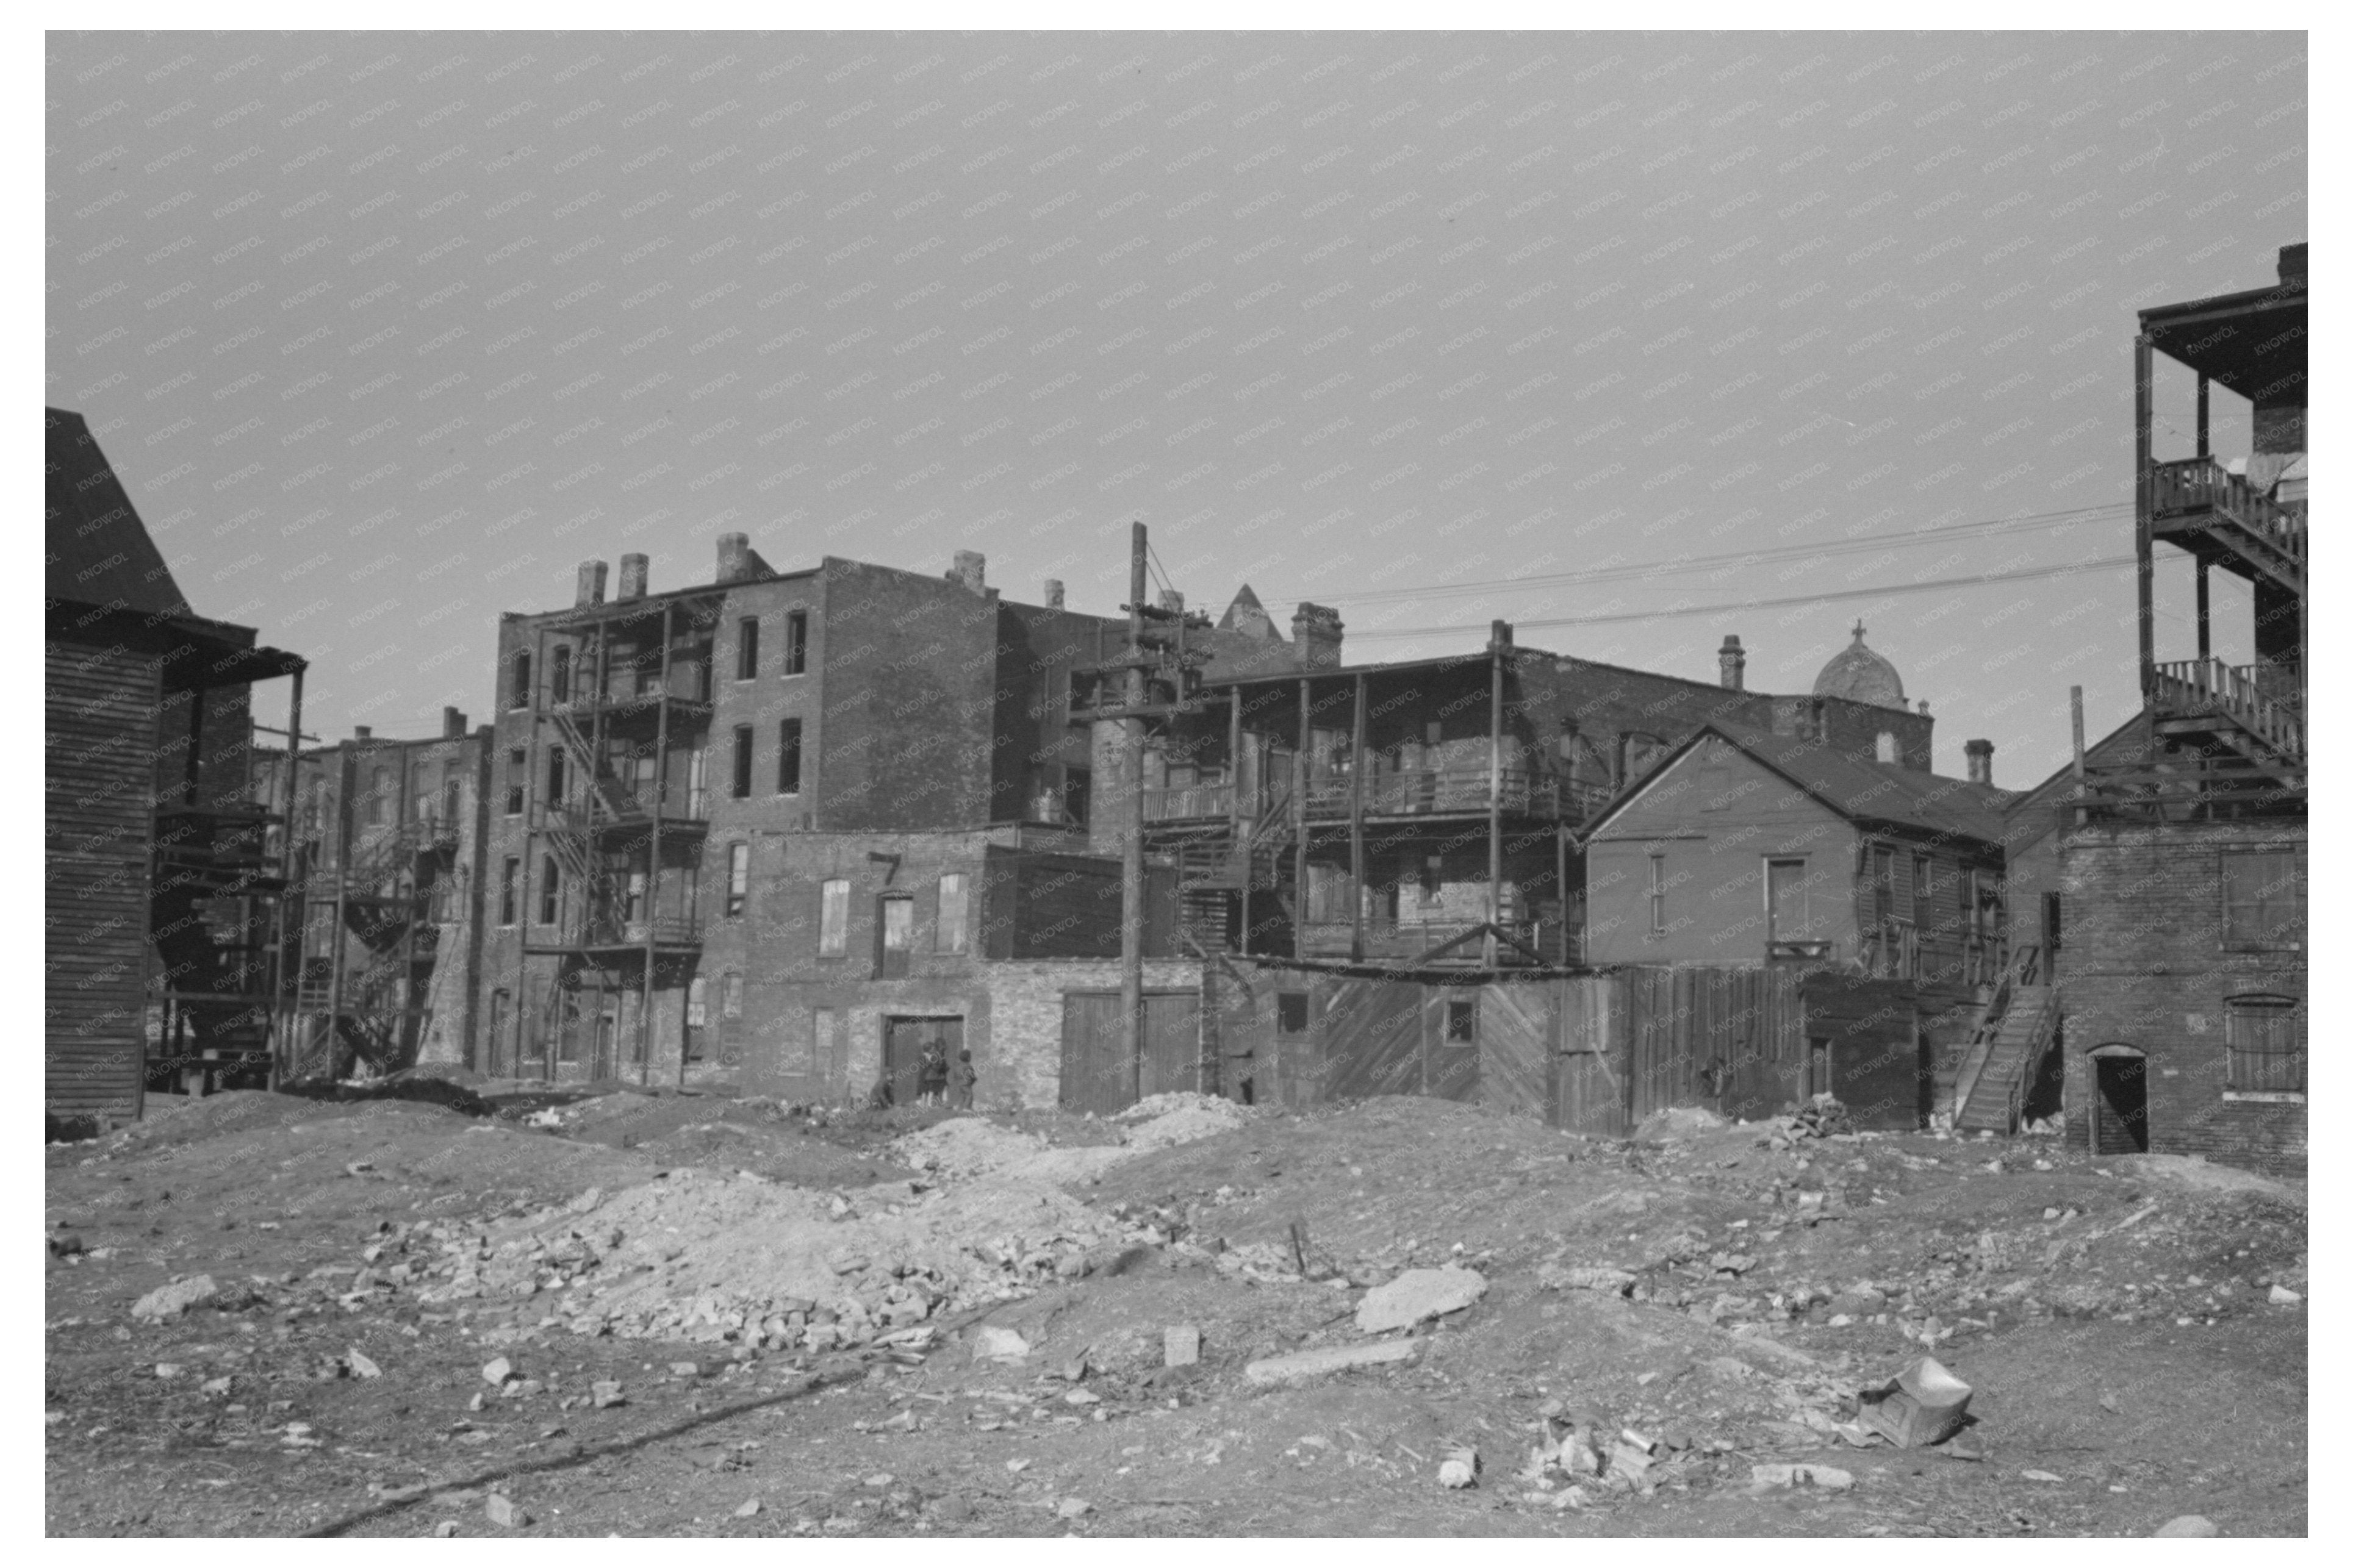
[[2060, 819, 2306, 1175], [982, 959, 1204, 1112]]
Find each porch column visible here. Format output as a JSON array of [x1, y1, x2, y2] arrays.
[[2133, 333, 2155, 753], [1293, 678, 1309, 951], [1349, 671, 1367, 964], [1486, 623, 1507, 968]]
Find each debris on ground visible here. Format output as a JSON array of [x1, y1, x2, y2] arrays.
[[1354, 1265, 1487, 1333]]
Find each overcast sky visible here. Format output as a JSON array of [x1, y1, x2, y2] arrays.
[[48, 30, 2305, 784]]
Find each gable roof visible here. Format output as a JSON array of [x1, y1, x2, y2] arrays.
[[46, 407, 195, 618], [1216, 583, 1285, 641], [1583, 718, 2008, 850]]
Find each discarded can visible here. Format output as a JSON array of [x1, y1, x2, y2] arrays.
[[1858, 1355, 1972, 1448]]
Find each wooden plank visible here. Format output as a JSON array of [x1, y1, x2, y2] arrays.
[[1058, 993, 1127, 1114], [1139, 993, 1202, 1098], [1426, 987, 1479, 1103], [1478, 981, 1548, 1120], [1320, 979, 1421, 1101]]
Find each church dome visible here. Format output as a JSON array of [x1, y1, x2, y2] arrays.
[[1812, 621, 1906, 709]]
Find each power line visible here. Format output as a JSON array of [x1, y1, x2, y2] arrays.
[[1274, 501, 2132, 609], [1345, 554, 2140, 639]]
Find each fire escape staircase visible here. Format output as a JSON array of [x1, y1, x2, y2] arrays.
[[541, 708, 628, 941], [1950, 943, 2058, 1136], [1151, 788, 1299, 954], [2149, 457, 2305, 598]]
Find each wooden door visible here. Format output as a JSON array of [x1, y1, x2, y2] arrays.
[[1059, 992, 1129, 1114], [1423, 988, 1480, 1103], [1138, 993, 1201, 1098], [1318, 979, 1422, 1100], [1477, 981, 1551, 1120], [883, 1017, 947, 1106]]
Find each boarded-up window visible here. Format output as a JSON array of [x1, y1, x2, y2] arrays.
[[725, 842, 749, 917], [1767, 857, 1812, 940], [2225, 995, 2303, 1094], [878, 895, 914, 978], [2222, 851, 2304, 950], [1276, 991, 1310, 1036], [936, 872, 968, 953], [819, 878, 849, 956], [804, 1007, 835, 1075]]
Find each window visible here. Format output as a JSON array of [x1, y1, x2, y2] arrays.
[[936, 872, 968, 953], [819, 878, 849, 956], [1445, 997, 1477, 1045], [366, 766, 387, 826], [725, 842, 749, 917], [730, 725, 754, 798], [1870, 846, 1896, 924], [777, 717, 803, 795], [1063, 766, 1091, 826], [783, 610, 808, 676], [623, 862, 647, 923], [721, 973, 744, 1020], [736, 617, 760, 681], [806, 1007, 835, 1075], [1912, 854, 1934, 929], [2222, 851, 2304, 951], [488, 989, 509, 1052], [442, 773, 462, 826], [509, 651, 531, 709], [505, 748, 525, 815], [1276, 990, 1311, 1036], [546, 746, 566, 806], [499, 857, 520, 925], [877, 895, 914, 978], [1419, 854, 1444, 904], [537, 855, 561, 926], [1767, 857, 1811, 941], [2225, 995, 2304, 1095], [1648, 853, 1668, 934], [686, 976, 708, 1028], [551, 643, 572, 703]]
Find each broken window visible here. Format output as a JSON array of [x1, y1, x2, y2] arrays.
[[784, 610, 808, 676], [725, 842, 749, 918], [2221, 851, 2304, 951], [819, 878, 849, 956], [777, 718, 802, 795], [736, 617, 759, 681], [936, 873, 968, 954], [1276, 990, 1311, 1036], [877, 895, 914, 978], [2225, 995, 2304, 1095]]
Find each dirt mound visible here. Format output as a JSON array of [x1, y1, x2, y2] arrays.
[[98, 1089, 364, 1152], [1635, 1106, 1729, 1141], [2116, 1154, 2305, 1206]]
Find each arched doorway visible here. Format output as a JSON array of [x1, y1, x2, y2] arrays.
[[2087, 1044, 2148, 1155]]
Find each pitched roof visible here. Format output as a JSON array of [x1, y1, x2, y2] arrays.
[[1216, 583, 1285, 641], [1587, 718, 2008, 848], [46, 407, 194, 617]]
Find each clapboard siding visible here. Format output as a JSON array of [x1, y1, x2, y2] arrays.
[[47, 637, 159, 1119]]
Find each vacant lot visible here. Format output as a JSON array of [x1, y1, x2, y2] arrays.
[[45, 1081, 2305, 1538]]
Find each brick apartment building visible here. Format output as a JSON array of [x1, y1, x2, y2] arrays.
[[2059, 244, 2307, 1175]]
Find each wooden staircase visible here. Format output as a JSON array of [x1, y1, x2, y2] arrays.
[[1952, 943, 2059, 1135], [1149, 789, 1299, 958]]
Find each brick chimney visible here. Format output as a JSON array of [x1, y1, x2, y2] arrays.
[[1718, 634, 1745, 691], [1291, 603, 1343, 670], [575, 559, 607, 608], [443, 706, 467, 740], [950, 550, 986, 595], [2280, 241, 2307, 284], [353, 725, 372, 741], [1964, 739, 1994, 786], [1043, 578, 1065, 610], [716, 532, 752, 585], [617, 553, 648, 601]]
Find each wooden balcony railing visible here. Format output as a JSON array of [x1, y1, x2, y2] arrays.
[[1141, 780, 1243, 823], [1296, 918, 1553, 967], [2150, 657, 2305, 759], [580, 913, 703, 949], [1303, 764, 1567, 820], [2147, 457, 2307, 569]]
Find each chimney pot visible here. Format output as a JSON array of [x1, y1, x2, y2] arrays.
[[716, 532, 751, 585], [1290, 602, 1345, 670], [1043, 578, 1065, 610], [443, 706, 466, 740], [617, 553, 649, 600], [575, 559, 608, 608], [353, 725, 372, 741], [1964, 738, 1995, 787], [952, 550, 986, 595], [1718, 634, 1747, 691]]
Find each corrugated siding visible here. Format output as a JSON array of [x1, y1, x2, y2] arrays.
[[47, 638, 159, 1119]]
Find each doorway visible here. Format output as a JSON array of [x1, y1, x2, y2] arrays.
[[2089, 1045, 2148, 1154], [882, 1015, 961, 1107]]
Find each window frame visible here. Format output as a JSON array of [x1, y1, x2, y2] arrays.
[[505, 746, 526, 816], [509, 650, 531, 710], [736, 617, 760, 682], [783, 610, 808, 676], [776, 717, 803, 795], [724, 842, 749, 918], [499, 857, 520, 926], [2221, 850, 2305, 953], [1911, 853, 1934, 930], [537, 854, 561, 927], [935, 871, 969, 953], [2223, 993, 2305, 1099], [877, 893, 915, 978], [1765, 856, 1810, 942], [730, 725, 753, 799], [817, 877, 850, 957], [1648, 852, 1668, 935], [1443, 997, 1478, 1045], [1276, 990, 1312, 1037], [721, 972, 744, 1020]]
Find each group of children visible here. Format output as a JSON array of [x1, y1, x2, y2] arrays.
[[871, 1042, 975, 1110]]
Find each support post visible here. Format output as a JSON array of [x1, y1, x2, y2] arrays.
[[271, 665, 305, 1089], [1555, 823, 1571, 967], [512, 623, 547, 1078], [1349, 671, 1367, 964], [2196, 373, 2210, 458], [323, 746, 350, 1082], [1293, 678, 1309, 945], [2133, 334, 2157, 756], [1485, 623, 1507, 968], [1227, 685, 1246, 955], [649, 603, 672, 1088], [1121, 522, 1148, 1102], [2196, 560, 2211, 662]]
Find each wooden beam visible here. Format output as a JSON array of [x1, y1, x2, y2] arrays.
[[1485, 625, 1506, 968], [1349, 671, 1367, 964]]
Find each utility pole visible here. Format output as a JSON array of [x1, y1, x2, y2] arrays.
[[1121, 521, 1148, 1099]]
